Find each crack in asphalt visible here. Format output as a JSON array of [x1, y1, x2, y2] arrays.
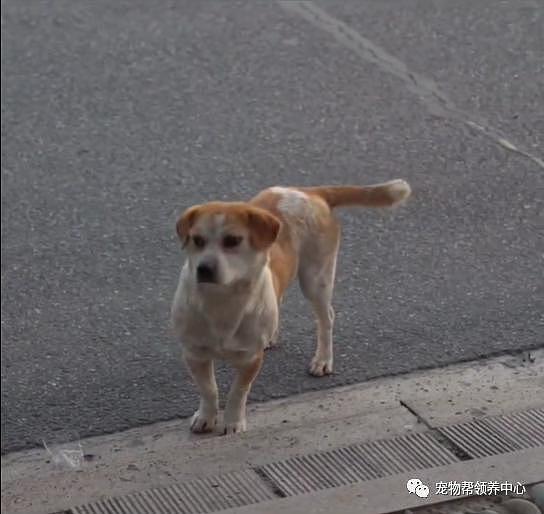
[[278, 1, 544, 169]]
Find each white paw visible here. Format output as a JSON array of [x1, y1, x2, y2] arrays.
[[309, 356, 333, 377], [264, 329, 279, 350], [190, 410, 217, 433], [263, 340, 277, 351], [221, 418, 247, 435]]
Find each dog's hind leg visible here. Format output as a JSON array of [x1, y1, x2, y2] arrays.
[[264, 320, 280, 350], [298, 223, 340, 377]]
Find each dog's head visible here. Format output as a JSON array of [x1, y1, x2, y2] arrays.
[[176, 202, 281, 286]]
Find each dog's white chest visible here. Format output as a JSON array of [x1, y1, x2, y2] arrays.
[[171, 268, 278, 362], [177, 306, 274, 359]]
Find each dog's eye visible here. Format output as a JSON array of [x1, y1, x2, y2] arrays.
[[192, 235, 206, 248], [223, 235, 242, 249]]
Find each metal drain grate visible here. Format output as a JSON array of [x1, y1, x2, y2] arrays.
[[256, 431, 459, 496], [70, 469, 276, 514], [67, 408, 544, 513], [438, 408, 544, 459]]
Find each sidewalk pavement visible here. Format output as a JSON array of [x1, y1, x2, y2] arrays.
[[2, 349, 543, 514]]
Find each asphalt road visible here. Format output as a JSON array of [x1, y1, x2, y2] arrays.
[[1, 0, 543, 454]]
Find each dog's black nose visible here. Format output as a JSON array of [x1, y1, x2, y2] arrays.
[[196, 262, 216, 283]]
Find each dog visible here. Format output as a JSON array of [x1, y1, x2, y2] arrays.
[[171, 180, 411, 434]]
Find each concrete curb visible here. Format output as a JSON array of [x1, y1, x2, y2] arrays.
[[2, 349, 543, 514]]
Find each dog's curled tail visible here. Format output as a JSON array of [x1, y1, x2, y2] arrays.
[[302, 180, 411, 209]]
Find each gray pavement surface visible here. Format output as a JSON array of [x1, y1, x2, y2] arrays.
[[1, 0, 543, 453]]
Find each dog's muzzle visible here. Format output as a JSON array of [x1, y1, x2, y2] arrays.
[[196, 260, 217, 283]]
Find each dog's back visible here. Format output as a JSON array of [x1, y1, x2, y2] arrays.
[[250, 180, 411, 302]]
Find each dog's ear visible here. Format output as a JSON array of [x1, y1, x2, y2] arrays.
[[246, 207, 281, 250], [176, 205, 201, 246]]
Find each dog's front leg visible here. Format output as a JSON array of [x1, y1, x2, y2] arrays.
[[223, 351, 264, 434], [184, 355, 218, 433]]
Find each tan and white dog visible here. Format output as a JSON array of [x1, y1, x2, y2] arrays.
[[171, 180, 411, 435]]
